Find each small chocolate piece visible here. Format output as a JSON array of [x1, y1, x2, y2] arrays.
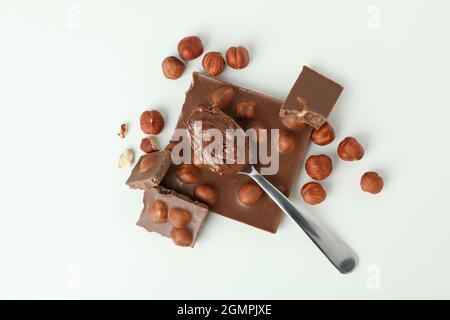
[[136, 186, 209, 248], [280, 66, 343, 129], [126, 150, 172, 189]]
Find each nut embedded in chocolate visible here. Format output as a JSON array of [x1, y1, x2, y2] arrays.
[[301, 182, 327, 205], [238, 182, 264, 205], [177, 36, 204, 61], [276, 130, 296, 153], [140, 110, 164, 135], [168, 208, 191, 227], [337, 137, 364, 161], [305, 154, 333, 180], [171, 227, 193, 247], [162, 56, 185, 80], [194, 184, 218, 206], [175, 164, 201, 184], [139, 154, 157, 173], [361, 172, 384, 194], [235, 100, 257, 119], [148, 200, 168, 223], [311, 122, 335, 146], [202, 52, 225, 76], [209, 85, 236, 109]]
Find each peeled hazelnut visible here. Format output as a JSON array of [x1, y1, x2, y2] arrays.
[[238, 182, 264, 205], [176, 164, 201, 184], [140, 110, 164, 135], [311, 122, 335, 146], [235, 100, 256, 119], [277, 130, 296, 153], [140, 137, 159, 153], [305, 154, 333, 180], [194, 184, 218, 206], [337, 137, 364, 161], [148, 200, 168, 223], [162, 56, 185, 80], [247, 122, 268, 143], [170, 227, 193, 247], [202, 52, 225, 76], [139, 155, 157, 173], [361, 172, 384, 194], [118, 149, 134, 169], [117, 123, 127, 138], [209, 85, 236, 109], [168, 208, 191, 227], [177, 36, 204, 61], [301, 182, 327, 205], [226, 46, 250, 70]]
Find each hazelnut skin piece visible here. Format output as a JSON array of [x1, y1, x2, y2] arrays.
[[305, 154, 333, 180], [140, 110, 164, 135], [235, 100, 257, 119], [338, 137, 364, 161], [194, 184, 218, 206], [311, 122, 335, 146], [277, 130, 296, 153], [140, 137, 159, 153], [162, 56, 185, 80], [301, 182, 327, 205], [168, 208, 191, 227], [226, 46, 250, 70], [209, 85, 236, 109], [176, 164, 201, 184], [177, 36, 204, 61], [361, 172, 384, 194], [238, 182, 264, 205], [148, 200, 168, 223], [202, 52, 225, 76], [171, 227, 193, 247]]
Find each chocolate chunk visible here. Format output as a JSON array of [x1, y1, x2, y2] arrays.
[[279, 66, 343, 129], [126, 150, 172, 190], [136, 186, 209, 247]]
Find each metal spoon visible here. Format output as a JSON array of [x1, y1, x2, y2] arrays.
[[239, 165, 357, 274]]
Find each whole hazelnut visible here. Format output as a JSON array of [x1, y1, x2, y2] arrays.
[[247, 122, 268, 143], [177, 36, 204, 61], [209, 85, 236, 109], [301, 182, 327, 205], [281, 116, 304, 129], [305, 154, 333, 180], [202, 52, 225, 76], [337, 137, 364, 161], [238, 182, 264, 205], [176, 164, 201, 184], [140, 110, 164, 135], [235, 100, 257, 119], [162, 56, 185, 80], [140, 137, 159, 153], [170, 227, 193, 247], [148, 200, 168, 223], [311, 122, 335, 146], [226, 46, 250, 70], [361, 172, 384, 194], [194, 184, 218, 206], [139, 155, 157, 173], [168, 208, 191, 227], [277, 130, 296, 153]]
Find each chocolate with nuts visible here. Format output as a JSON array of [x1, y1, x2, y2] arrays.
[[126, 150, 172, 189], [136, 186, 209, 247]]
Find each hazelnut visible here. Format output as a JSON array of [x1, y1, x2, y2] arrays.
[[235, 100, 256, 119], [238, 182, 264, 205], [194, 184, 218, 206], [170, 227, 193, 247], [247, 122, 268, 143], [162, 56, 185, 80], [148, 200, 168, 223], [209, 85, 236, 109], [305, 154, 333, 180], [277, 130, 296, 153], [140, 110, 164, 135], [281, 116, 304, 129], [311, 122, 335, 146], [140, 137, 159, 153], [117, 123, 127, 138], [225, 46, 250, 70], [176, 164, 201, 184], [337, 137, 364, 161], [177, 36, 204, 61], [301, 182, 327, 205], [139, 155, 157, 173], [168, 208, 191, 227], [361, 172, 384, 194], [202, 52, 225, 76], [118, 149, 134, 169]]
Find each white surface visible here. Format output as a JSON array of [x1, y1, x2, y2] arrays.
[[1, 0, 450, 299]]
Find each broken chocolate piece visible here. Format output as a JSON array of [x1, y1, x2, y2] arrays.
[[136, 186, 209, 247], [279, 66, 343, 129], [126, 150, 172, 189]]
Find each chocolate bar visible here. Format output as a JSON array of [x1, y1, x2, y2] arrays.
[[136, 186, 209, 247], [279, 66, 343, 129], [126, 150, 172, 189]]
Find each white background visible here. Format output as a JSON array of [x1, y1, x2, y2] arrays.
[[1, 0, 449, 299]]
